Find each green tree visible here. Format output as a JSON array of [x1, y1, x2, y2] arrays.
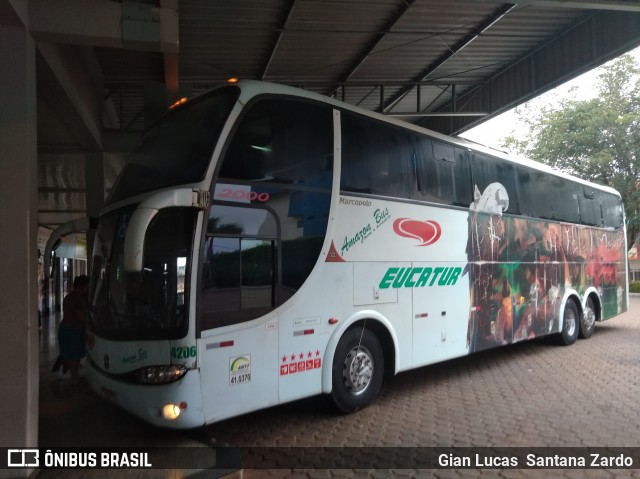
[[503, 54, 640, 248]]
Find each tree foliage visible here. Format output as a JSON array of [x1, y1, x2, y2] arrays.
[[503, 54, 640, 248]]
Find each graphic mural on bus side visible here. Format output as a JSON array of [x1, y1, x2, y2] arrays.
[[331, 191, 626, 356], [466, 183, 627, 353]]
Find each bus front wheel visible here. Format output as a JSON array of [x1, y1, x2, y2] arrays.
[[558, 300, 579, 346], [579, 297, 597, 339], [331, 327, 384, 413]]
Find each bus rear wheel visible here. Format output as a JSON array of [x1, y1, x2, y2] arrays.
[[558, 300, 579, 346], [579, 297, 597, 339], [331, 327, 384, 413]]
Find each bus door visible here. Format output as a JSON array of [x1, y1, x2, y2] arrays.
[[198, 207, 281, 422], [411, 262, 470, 366]]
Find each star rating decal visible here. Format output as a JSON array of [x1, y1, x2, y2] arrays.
[[280, 351, 322, 376]]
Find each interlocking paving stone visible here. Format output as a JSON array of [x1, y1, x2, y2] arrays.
[[208, 297, 640, 479]]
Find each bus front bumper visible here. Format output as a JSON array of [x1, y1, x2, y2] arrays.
[[86, 361, 205, 429]]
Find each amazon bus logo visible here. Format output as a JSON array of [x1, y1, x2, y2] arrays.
[[392, 218, 441, 246]]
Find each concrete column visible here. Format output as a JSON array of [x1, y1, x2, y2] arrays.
[[0, 21, 39, 468]]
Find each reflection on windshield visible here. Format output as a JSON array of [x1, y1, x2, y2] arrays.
[[107, 86, 239, 204], [89, 207, 196, 340]]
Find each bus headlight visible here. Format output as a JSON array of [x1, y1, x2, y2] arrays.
[[135, 365, 187, 384], [162, 402, 187, 420]]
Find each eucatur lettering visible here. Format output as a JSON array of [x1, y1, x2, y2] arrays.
[[379, 266, 462, 289]]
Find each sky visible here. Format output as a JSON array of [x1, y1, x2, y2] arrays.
[[459, 46, 640, 151]]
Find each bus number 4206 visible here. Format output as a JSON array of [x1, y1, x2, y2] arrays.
[[171, 346, 196, 359]]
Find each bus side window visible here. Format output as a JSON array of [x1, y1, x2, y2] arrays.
[[414, 138, 471, 207], [341, 113, 414, 199], [578, 186, 601, 226], [414, 138, 437, 200], [202, 97, 334, 330], [518, 168, 543, 219], [219, 99, 333, 184], [432, 141, 456, 202], [200, 206, 279, 329], [601, 192, 624, 229], [470, 153, 518, 214], [518, 168, 579, 223], [547, 177, 579, 223]]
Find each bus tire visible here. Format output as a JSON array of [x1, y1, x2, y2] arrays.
[[558, 300, 579, 346], [579, 297, 596, 339], [331, 327, 384, 414]]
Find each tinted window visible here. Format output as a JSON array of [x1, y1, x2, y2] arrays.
[[89, 207, 196, 340], [518, 168, 580, 223], [201, 97, 333, 330], [470, 153, 518, 214], [207, 205, 277, 237], [341, 113, 473, 207], [602, 192, 624, 229], [341, 113, 414, 198], [578, 186, 601, 226], [108, 87, 239, 204], [414, 139, 472, 206], [219, 98, 332, 185], [201, 236, 276, 327]]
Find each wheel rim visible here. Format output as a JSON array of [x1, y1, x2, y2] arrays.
[[565, 307, 577, 337], [342, 345, 374, 396], [584, 304, 596, 330]]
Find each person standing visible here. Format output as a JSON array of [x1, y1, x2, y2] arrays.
[[57, 275, 90, 385]]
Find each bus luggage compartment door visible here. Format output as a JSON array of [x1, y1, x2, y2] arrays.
[[199, 314, 279, 423], [411, 262, 470, 366]]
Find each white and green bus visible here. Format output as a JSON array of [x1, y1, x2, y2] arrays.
[[84, 80, 628, 428]]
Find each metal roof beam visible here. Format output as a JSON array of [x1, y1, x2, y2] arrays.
[[422, 9, 640, 134], [387, 112, 488, 117], [382, 4, 517, 113], [328, 0, 417, 97], [472, 0, 640, 12], [262, 0, 297, 80], [38, 187, 85, 193], [308, 80, 478, 87]]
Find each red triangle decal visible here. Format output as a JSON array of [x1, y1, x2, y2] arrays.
[[325, 240, 345, 262]]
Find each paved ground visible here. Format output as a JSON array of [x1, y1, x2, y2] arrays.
[[35, 297, 640, 478]]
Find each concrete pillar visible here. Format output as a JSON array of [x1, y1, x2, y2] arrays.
[[0, 21, 39, 472]]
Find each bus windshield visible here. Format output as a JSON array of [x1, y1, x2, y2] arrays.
[[107, 86, 239, 204], [89, 207, 197, 340]]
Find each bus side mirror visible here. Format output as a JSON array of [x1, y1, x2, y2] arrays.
[[122, 188, 208, 273], [123, 207, 159, 272]]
